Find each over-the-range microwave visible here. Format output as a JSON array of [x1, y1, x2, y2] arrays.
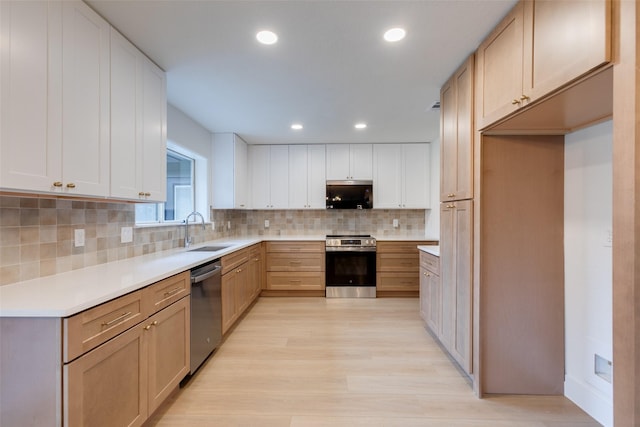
[[326, 180, 373, 209]]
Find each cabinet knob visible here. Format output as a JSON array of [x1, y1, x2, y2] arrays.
[[447, 193, 455, 198], [66, 183, 76, 189], [139, 192, 145, 197], [53, 181, 63, 187], [511, 99, 521, 105], [145, 192, 151, 197], [144, 325, 152, 330], [520, 94, 530, 101]]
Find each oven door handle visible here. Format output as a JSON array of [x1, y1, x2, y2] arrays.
[[325, 246, 376, 253]]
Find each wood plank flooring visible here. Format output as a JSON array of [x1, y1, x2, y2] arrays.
[[146, 297, 600, 427]]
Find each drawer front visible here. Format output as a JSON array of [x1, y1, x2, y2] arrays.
[[377, 241, 435, 253], [266, 241, 324, 253], [266, 272, 325, 290], [222, 247, 250, 274], [266, 252, 324, 272], [64, 290, 145, 363], [143, 271, 190, 316], [420, 251, 440, 275], [377, 252, 420, 272], [377, 272, 419, 291]]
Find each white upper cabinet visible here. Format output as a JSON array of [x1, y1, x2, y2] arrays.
[[212, 133, 248, 209], [326, 144, 372, 180], [61, 0, 110, 197], [249, 145, 289, 209], [1, 1, 63, 193], [110, 29, 166, 202], [289, 145, 326, 209], [373, 143, 430, 209]]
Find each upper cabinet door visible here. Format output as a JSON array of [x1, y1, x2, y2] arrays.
[[62, 1, 110, 197], [326, 144, 351, 180], [349, 144, 373, 180], [401, 143, 430, 209], [522, 0, 611, 101], [288, 145, 309, 209], [0, 1, 63, 193], [475, 2, 524, 130], [269, 145, 289, 209], [441, 55, 474, 202], [373, 144, 402, 209], [140, 60, 167, 202]]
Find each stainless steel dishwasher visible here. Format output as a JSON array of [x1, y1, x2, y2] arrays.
[[189, 259, 222, 374]]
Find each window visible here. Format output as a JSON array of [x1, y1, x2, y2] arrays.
[[135, 149, 195, 224]]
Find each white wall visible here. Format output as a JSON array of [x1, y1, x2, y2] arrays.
[[167, 104, 213, 218], [564, 120, 613, 427], [424, 138, 440, 239]]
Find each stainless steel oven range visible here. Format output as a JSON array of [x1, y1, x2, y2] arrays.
[[325, 234, 376, 298]]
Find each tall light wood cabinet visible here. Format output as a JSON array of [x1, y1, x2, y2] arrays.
[[476, 0, 611, 130], [0, 0, 111, 197], [326, 144, 372, 180], [373, 144, 430, 209], [289, 144, 326, 209], [440, 55, 474, 202], [249, 145, 289, 209], [440, 199, 473, 375], [110, 29, 167, 202]]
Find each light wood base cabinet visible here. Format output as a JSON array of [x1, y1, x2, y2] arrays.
[[376, 241, 436, 295], [265, 241, 325, 292], [419, 251, 441, 336], [0, 272, 191, 427], [221, 244, 262, 334]]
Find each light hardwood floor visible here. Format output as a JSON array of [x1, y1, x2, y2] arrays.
[[146, 297, 599, 427]]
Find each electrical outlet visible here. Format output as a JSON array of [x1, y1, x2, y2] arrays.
[[604, 229, 612, 247], [74, 229, 85, 247], [120, 226, 133, 243], [264, 219, 270, 228], [211, 221, 215, 231], [227, 221, 231, 230], [393, 219, 399, 228]]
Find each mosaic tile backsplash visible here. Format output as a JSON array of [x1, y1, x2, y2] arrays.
[[0, 194, 427, 286]]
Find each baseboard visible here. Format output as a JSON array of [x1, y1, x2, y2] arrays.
[[564, 375, 612, 427]]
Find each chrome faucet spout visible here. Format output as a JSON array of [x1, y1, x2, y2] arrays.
[[184, 211, 206, 247]]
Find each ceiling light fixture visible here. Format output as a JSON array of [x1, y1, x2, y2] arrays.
[[384, 28, 406, 42], [256, 30, 278, 45], [355, 123, 367, 130], [291, 123, 303, 130]]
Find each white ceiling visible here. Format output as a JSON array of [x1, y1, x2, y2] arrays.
[[87, 0, 517, 145]]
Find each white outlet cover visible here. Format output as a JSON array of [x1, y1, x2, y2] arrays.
[[74, 229, 85, 247], [227, 221, 231, 229], [121, 226, 133, 243], [393, 219, 399, 228], [265, 219, 270, 228]]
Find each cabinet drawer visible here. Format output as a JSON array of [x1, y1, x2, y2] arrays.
[[266, 241, 324, 253], [377, 252, 420, 272], [64, 290, 145, 363], [376, 241, 434, 253], [420, 251, 440, 275], [266, 272, 325, 290], [143, 271, 190, 316], [377, 272, 419, 291], [266, 252, 324, 272], [222, 247, 250, 274]]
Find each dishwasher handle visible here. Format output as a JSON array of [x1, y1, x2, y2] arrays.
[[191, 264, 222, 284]]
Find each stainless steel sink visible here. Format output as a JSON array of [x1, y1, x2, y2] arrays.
[[188, 245, 231, 252]]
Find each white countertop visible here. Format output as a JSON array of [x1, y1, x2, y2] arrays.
[[418, 245, 440, 257], [0, 238, 260, 318], [0, 234, 438, 318]]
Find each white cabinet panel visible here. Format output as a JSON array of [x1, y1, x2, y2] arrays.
[[249, 145, 289, 209], [212, 133, 248, 209], [289, 145, 326, 209], [110, 29, 166, 202], [0, 1, 63, 193], [61, 0, 110, 197], [373, 143, 430, 209], [326, 144, 372, 180]]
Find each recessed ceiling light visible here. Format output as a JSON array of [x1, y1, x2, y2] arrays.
[[355, 123, 367, 130], [256, 30, 278, 45], [291, 123, 303, 130], [384, 28, 406, 42]]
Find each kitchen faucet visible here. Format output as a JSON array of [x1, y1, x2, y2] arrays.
[[184, 211, 206, 247]]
